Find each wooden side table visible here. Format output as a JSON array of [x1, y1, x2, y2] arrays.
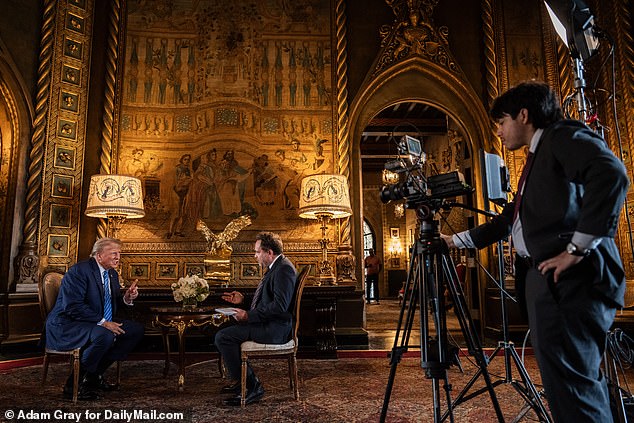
[[151, 305, 229, 391]]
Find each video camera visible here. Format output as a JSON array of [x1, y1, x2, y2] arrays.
[[379, 136, 473, 207]]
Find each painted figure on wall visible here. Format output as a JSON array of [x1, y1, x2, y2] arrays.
[[217, 150, 250, 217], [167, 154, 192, 238], [124, 148, 148, 177], [184, 149, 220, 223]]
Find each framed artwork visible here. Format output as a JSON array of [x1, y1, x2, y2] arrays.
[[391, 257, 401, 268], [47, 264, 68, 273], [47, 234, 70, 257], [184, 263, 204, 277], [49, 204, 71, 228], [54, 145, 76, 169], [51, 174, 74, 199], [60, 91, 79, 113], [156, 263, 178, 279], [240, 263, 261, 279], [61, 65, 80, 85], [58, 119, 77, 139], [66, 13, 85, 34], [296, 262, 317, 277], [68, 0, 86, 8], [63, 37, 83, 60], [390, 227, 400, 238], [128, 263, 150, 280]]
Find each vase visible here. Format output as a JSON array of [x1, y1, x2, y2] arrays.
[[182, 297, 198, 310]]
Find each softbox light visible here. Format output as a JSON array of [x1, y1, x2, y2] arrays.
[[544, 0, 600, 61]]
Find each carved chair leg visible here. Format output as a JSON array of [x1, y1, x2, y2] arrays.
[[290, 354, 299, 400], [240, 355, 248, 408], [42, 353, 50, 386], [72, 351, 80, 403]]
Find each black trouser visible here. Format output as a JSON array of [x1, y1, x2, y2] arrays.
[[366, 274, 379, 302], [214, 322, 290, 385], [524, 265, 614, 422], [81, 319, 144, 375]]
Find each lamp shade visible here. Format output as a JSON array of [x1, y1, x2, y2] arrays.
[[298, 174, 352, 219], [85, 174, 145, 218]]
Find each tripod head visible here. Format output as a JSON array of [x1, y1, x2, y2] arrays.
[[414, 203, 445, 255]]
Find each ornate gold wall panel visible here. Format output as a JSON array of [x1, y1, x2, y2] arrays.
[[37, 0, 95, 271], [108, 0, 349, 287], [597, 1, 634, 277]]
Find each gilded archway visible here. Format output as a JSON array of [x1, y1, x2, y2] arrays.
[[349, 58, 497, 287]]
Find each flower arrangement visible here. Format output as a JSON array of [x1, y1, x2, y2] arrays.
[[171, 275, 210, 304]]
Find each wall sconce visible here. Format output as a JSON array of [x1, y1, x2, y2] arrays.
[[394, 203, 405, 218], [388, 238, 403, 257], [85, 174, 145, 239], [299, 174, 352, 285]]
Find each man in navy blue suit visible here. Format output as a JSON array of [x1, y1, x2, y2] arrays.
[[443, 81, 628, 422], [214, 232, 296, 406], [45, 238, 144, 400]]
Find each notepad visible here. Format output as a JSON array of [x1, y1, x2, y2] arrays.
[[215, 307, 238, 316]]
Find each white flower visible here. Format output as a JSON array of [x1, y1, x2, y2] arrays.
[[171, 275, 210, 303]]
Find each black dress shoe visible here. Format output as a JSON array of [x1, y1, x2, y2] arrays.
[[220, 381, 241, 394], [222, 381, 265, 406], [63, 381, 101, 401], [93, 374, 119, 391]]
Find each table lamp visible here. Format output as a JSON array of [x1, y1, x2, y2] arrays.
[[85, 174, 145, 239], [299, 174, 352, 285]]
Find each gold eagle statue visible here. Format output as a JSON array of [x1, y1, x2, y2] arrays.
[[196, 215, 252, 258]]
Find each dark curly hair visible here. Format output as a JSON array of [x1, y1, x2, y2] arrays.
[[490, 81, 563, 129], [256, 232, 283, 255]]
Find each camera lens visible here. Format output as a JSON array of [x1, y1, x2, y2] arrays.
[[380, 181, 409, 203]]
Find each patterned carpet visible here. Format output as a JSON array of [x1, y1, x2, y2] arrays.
[[0, 353, 552, 423]]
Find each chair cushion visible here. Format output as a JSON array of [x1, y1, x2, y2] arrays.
[[45, 347, 80, 355], [241, 339, 295, 352]]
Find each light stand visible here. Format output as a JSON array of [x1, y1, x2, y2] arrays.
[[298, 174, 352, 286], [440, 202, 552, 422]]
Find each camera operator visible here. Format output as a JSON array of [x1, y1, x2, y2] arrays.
[[441, 81, 628, 422]]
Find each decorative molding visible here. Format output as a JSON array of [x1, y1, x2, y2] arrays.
[[481, 0, 499, 111], [15, 0, 58, 284], [372, 0, 461, 78], [334, 0, 353, 259], [36, 0, 95, 270]]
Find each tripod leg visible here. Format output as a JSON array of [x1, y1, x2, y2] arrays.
[[380, 249, 423, 423], [441, 253, 505, 422], [506, 346, 552, 422]]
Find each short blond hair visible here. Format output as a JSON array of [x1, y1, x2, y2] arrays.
[[90, 238, 122, 257]]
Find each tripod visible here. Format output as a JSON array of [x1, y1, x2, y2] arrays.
[[380, 206, 504, 423]]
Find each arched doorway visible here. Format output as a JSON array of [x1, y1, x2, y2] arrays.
[[360, 101, 473, 302], [349, 57, 497, 333]]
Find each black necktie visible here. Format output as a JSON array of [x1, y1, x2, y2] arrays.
[[250, 268, 269, 310], [513, 152, 535, 222]]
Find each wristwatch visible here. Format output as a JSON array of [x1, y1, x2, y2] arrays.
[[566, 242, 591, 257]]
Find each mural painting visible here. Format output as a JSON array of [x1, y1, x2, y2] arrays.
[[118, 0, 335, 244]]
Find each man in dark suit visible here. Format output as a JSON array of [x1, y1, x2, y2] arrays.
[[45, 238, 144, 400], [215, 231, 296, 406], [442, 81, 628, 422]]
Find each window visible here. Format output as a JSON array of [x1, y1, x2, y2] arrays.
[[363, 219, 375, 257]]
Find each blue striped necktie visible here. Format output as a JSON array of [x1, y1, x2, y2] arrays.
[[103, 270, 113, 321]]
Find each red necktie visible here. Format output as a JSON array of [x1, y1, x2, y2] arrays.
[[513, 152, 535, 222]]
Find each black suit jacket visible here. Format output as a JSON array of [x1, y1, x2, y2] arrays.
[[45, 258, 126, 350], [470, 120, 629, 308], [246, 255, 297, 344]]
